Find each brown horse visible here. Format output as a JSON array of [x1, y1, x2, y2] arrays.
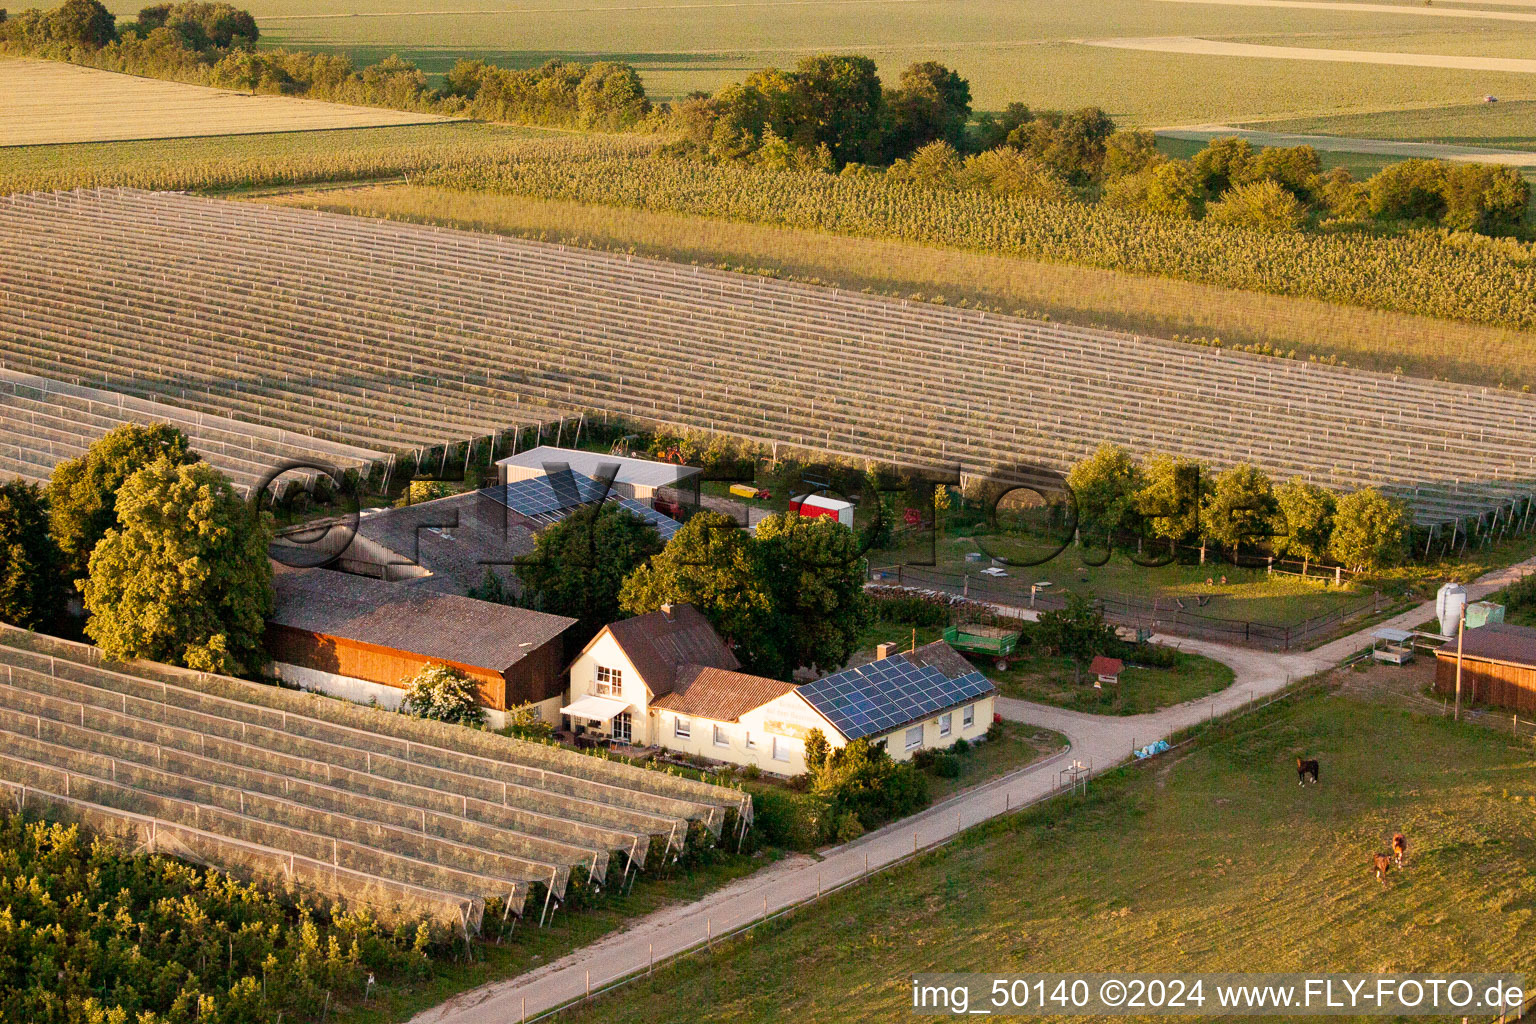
[[1297, 756, 1319, 785], [1392, 833, 1408, 868], [1374, 852, 1392, 886]]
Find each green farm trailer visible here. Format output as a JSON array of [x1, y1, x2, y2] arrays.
[[943, 624, 1022, 670]]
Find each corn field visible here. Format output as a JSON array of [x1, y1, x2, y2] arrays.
[[423, 151, 1536, 332]]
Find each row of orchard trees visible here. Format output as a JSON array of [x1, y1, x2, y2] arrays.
[[0, 424, 272, 674], [1065, 443, 1414, 573]]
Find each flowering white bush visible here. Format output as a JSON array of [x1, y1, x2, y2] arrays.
[[398, 664, 484, 725]]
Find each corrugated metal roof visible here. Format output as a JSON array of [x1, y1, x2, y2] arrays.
[[269, 567, 575, 672], [497, 446, 701, 489], [1441, 622, 1536, 667]]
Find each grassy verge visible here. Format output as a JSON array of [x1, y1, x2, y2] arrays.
[[347, 851, 777, 1024], [922, 720, 1067, 801], [260, 183, 1536, 389], [991, 650, 1235, 716], [556, 683, 1536, 1024]]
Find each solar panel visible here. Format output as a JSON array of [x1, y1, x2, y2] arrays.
[[480, 472, 680, 540], [799, 651, 995, 741]]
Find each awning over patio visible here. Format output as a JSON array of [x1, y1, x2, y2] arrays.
[[561, 694, 630, 722]]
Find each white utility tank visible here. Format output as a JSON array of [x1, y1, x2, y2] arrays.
[[1437, 582, 1468, 637]]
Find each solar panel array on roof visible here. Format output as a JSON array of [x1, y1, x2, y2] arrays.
[[479, 471, 680, 540], [798, 657, 994, 742]]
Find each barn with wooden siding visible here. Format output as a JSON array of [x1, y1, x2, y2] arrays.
[[266, 567, 576, 727], [1434, 623, 1536, 714]]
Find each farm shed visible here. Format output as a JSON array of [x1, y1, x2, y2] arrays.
[[1434, 623, 1536, 714], [338, 490, 538, 594], [266, 567, 576, 726], [479, 469, 682, 540], [497, 445, 701, 503], [789, 493, 854, 526]]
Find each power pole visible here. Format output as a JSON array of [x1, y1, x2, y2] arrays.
[[1454, 604, 1466, 722]]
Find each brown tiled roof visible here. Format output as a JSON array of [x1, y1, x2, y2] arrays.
[[1439, 622, 1536, 668], [650, 665, 795, 722], [270, 567, 575, 672], [605, 604, 738, 696], [903, 640, 976, 679]]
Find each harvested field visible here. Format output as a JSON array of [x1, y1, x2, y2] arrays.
[[1087, 35, 1536, 73], [0, 624, 746, 937], [1149, 0, 1536, 23], [0, 58, 449, 147], [0, 188, 1531, 531]]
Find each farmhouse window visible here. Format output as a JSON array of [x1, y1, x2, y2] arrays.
[[772, 737, 790, 762], [714, 724, 729, 747], [905, 726, 924, 752], [939, 713, 952, 737], [745, 732, 756, 748], [674, 716, 691, 740], [963, 705, 975, 729], [596, 666, 622, 696]]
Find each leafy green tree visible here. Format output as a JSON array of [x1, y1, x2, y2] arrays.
[[620, 511, 784, 674], [1066, 442, 1141, 545], [1033, 592, 1116, 684], [880, 60, 971, 159], [957, 148, 1074, 202], [1320, 167, 1370, 222], [136, 1, 257, 50], [0, 480, 64, 630], [1143, 160, 1204, 219], [808, 737, 928, 826], [1007, 106, 1115, 185], [786, 54, 883, 166], [1274, 478, 1336, 574], [803, 727, 831, 776], [1328, 488, 1412, 572], [1200, 463, 1278, 559], [515, 501, 664, 646], [399, 664, 483, 725], [81, 458, 272, 675], [49, 0, 114, 46], [48, 423, 199, 583], [1244, 144, 1322, 202], [1191, 136, 1253, 197], [1207, 179, 1307, 232], [1103, 129, 1163, 178], [889, 140, 963, 189], [970, 101, 1032, 151], [1136, 454, 1205, 547], [1367, 159, 1447, 223], [1441, 163, 1530, 235], [754, 511, 871, 674]]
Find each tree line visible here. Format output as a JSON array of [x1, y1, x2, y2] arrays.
[[0, 423, 272, 675], [1064, 442, 1414, 573], [0, 0, 654, 129], [5, 0, 1528, 238]]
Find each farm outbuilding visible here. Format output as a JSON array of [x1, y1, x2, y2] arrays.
[[789, 493, 854, 526], [266, 567, 576, 726], [497, 445, 701, 503], [1434, 623, 1536, 714]]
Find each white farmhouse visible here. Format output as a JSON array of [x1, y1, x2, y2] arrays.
[[564, 604, 997, 775]]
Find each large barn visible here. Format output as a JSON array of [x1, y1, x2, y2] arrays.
[[1434, 623, 1536, 714], [265, 567, 576, 726]]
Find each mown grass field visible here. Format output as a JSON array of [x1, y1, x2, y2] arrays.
[[1248, 99, 1536, 150], [0, 57, 445, 145], [262, 184, 1536, 388], [121, 0, 1536, 134], [556, 685, 1536, 1024]]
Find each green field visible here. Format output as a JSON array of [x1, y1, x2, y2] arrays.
[[557, 683, 1536, 1024], [1245, 99, 1536, 150], [99, 0, 1536, 138]]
